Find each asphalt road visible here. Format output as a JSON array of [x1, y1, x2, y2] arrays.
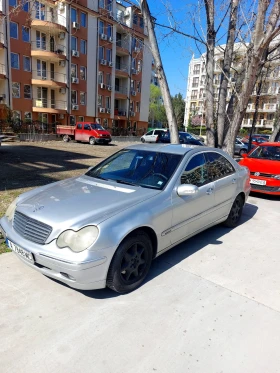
[[1, 194, 280, 373]]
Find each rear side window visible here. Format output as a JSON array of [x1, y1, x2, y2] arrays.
[[84, 124, 90, 130], [145, 131, 153, 136], [205, 152, 235, 181], [154, 130, 164, 135], [181, 153, 208, 187], [77, 123, 82, 129]]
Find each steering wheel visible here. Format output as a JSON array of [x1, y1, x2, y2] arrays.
[[152, 173, 168, 181]]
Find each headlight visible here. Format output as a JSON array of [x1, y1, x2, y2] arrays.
[[5, 197, 19, 221], [57, 226, 99, 253], [274, 175, 280, 180]]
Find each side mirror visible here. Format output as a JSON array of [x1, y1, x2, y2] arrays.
[[177, 184, 198, 196], [242, 153, 248, 158]]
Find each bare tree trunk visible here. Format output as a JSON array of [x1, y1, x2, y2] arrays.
[[141, 0, 179, 144], [204, 0, 216, 147], [217, 0, 239, 148], [270, 97, 280, 141]]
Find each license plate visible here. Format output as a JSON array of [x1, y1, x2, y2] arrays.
[[7, 239, 34, 263], [250, 178, 266, 185]]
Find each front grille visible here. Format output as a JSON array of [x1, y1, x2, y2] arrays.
[[13, 211, 52, 244], [250, 171, 275, 178], [251, 184, 280, 192]]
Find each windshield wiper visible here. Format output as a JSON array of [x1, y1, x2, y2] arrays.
[[92, 175, 108, 181], [114, 179, 138, 186]]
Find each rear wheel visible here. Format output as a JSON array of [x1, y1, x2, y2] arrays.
[[106, 231, 153, 293], [223, 194, 244, 228], [239, 148, 247, 156], [63, 135, 70, 142], [141, 138, 145, 143], [89, 137, 96, 145]]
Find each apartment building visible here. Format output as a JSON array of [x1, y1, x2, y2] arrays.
[[184, 44, 280, 131], [0, 0, 152, 133]]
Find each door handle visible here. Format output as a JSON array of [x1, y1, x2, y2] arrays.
[[206, 188, 213, 195]]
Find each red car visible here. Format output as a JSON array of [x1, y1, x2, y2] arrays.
[[239, 142, 280, 195]]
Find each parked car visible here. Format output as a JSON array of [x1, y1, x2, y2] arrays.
[[1, 144, 250, 293], [235, 138, 249, 156], [141, 129, 167, 143], [56, 122, 112, 145], [189, 132, 205, 142], [239, 142, 280, 195], [159, 131, 203, 146], [242, 136, 268, 146]]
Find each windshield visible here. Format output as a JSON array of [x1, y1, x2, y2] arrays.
[[91, 123, 105, 130], [249, 146, 280, 161], [86, 149, 183, 190]]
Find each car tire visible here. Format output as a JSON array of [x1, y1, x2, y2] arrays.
[[141, 138, 145, 143], [223, 194, 244, 228], [239, 148, 247, 156], [89, 137, 96, 145], [106, 230, 153, 293], [63, 135, 70, 142]]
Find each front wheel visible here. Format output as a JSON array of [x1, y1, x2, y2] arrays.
[[106, 231, 153, 293], [89, 137, 96, 145], [63, 135, 70, 142], [223, 194, 244, 228], [141, 138, 145, 143]]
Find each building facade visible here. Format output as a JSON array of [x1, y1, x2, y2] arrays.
[[184, 44, 280, 132], [0, 0, 152, 134]]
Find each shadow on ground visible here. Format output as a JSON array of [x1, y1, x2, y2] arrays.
[[0, 144, 100, 191]]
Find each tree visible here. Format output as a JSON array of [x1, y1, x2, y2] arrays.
[[172, 93, 185, 129], [149, 84, 167, 127]]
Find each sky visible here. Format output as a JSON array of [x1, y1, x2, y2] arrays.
[[148, 0, 208, 97]]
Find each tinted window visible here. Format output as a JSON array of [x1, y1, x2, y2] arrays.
[[205, 152, 235, 181], [181, 154, 208, 187], [84, 124, 90, 130], [77, 123, 82, 129], [154, 130, 164, 135], [145, 131, 153, 136]]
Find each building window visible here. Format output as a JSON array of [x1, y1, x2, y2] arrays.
[[12, 82, 20, 98], [80, 66, 86, 80], [80, 40, 87, 54], [106, 49, 112, 62], [11, 53, 19, 69], [98, 71, 103, 84], [10, 22, 18, 39], [98, 95, 103, 107], [12, 111, 21, 123], [137, 60, 142, 71], [78, 116, 84, 122], [130, 101, 134, 111], [105, 96, 110, 109], [107, 0, 112, 11], [132, 37, 136, 49], [71, 36, 77, 51], [70, 115, 76, 125], [71, 90, 77, 104], [99, 0, 105, 8], [136, 102, 140, 112], [139, 17, 144, 28], [107, 25, 112, 38], [22, 26, 30, 42], [80, 92, 86, 105], [24, 112, 32, 122], [192, 77, 199, 88], [71, 8, 77, 22], [99, 20, 104, 34], [23, 56, 31, 71], [106, 73, 111, 86], [191, 90, 198, 100], [137, 81, 141, 93], [131, 80, 135, 89], [35, 2, 45, 20], [193, 64, 200, 75], [99, 46, 104, 60], [81, 12, 87, 27], [24, 85, 31, 99], [22, 0, 29, 11], [71, 64, 77, 78], [133, 14, 138, 25], [9, 0, 17, 6]]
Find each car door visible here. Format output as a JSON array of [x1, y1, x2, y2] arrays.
[[234, 139, 242, 154], [75, 123, 83, 141], [83, 123, 91, 142], [143, 130, 153, 142], [170, 153, 218, 246], [205, 152, 238, 219]]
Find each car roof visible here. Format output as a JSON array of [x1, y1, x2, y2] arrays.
[[126, 143, 224, 156], [258, 142, 280, 147]]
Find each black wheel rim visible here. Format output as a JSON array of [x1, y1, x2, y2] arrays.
[[231, 198, 241, 223], [120, 242, 149, 284]]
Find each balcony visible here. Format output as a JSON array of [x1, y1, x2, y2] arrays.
[[114, 109, 127, 117], [192, 83, 199, 88], [246, 104, 255, 112], [32, 70, 67, 87], [31, 11, 67, 32], [116, 39, 130, 55], [193, 70, 200, 75], [32, 98, 67, 113], [115, 85, 128, 96], [263, 103, 278, 112], [31, 41, 66, 61], [0, 63, 6, 79], [115, 63, 129, 76]]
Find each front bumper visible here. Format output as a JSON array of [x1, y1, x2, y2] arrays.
[[95, 137, 111, 144], [0, 218, 115, 291]]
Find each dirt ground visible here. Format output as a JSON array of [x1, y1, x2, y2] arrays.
[[0, 140, 136, 218]]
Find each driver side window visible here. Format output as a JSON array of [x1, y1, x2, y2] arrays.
[[181, 154, 208, 187]]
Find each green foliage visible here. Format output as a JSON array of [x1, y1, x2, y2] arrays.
[[172, 93, 185, 128], [149, 84, 167, 126]]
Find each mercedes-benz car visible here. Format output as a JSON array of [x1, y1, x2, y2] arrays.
[[0, 144, 250, 293]]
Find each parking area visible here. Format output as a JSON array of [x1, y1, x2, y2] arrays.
[[0, 192, 280, 373]]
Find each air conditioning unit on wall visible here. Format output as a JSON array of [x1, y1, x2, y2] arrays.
[[59, 88, 66, 94], [72, 104, 79, 110], [72, 22, 80, 29], [99, 107, 105, 113], [59, 60, 66, 67], [72, 50, 80, 57], [71, 77, 79, 84]]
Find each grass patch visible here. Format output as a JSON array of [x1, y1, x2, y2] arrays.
[[0, 241, 11, 254]]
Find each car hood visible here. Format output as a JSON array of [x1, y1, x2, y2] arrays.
[[15, 176, 161, 239], [239, 158, 280, 173]]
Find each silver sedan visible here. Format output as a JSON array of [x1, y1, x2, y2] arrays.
[[0, 144, 250, 293]]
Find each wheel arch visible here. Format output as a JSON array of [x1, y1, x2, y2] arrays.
[[121, 226, 158, 259], [237, 191, 245, 205]]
